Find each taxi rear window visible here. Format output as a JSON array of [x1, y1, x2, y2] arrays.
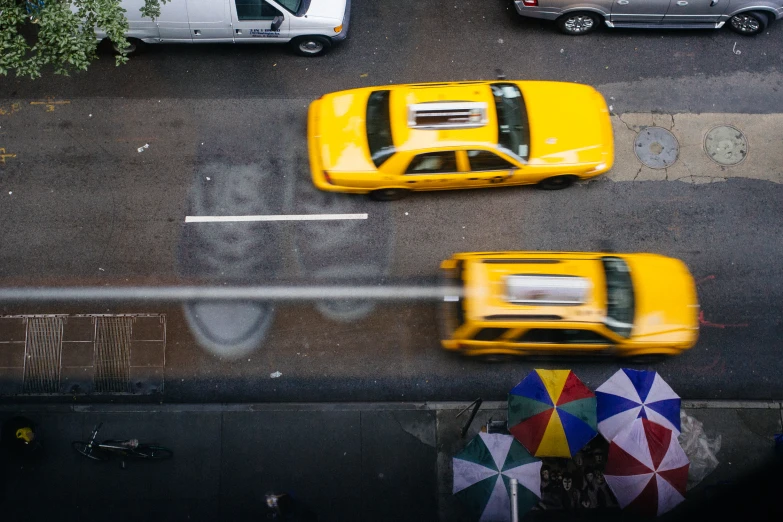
[[366, 90, 396, 167]]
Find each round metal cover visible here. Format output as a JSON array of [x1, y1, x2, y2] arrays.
[[634, 127, 679, 169], [704, 125, 747, 166]]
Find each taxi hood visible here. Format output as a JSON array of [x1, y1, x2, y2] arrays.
[[311, 89, 377, 173], [520, 82, 613, 166], [627, 255, 699, 342]]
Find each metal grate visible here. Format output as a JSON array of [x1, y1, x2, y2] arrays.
[[22, 317, 64, 393], [94, 317, 133, 393]]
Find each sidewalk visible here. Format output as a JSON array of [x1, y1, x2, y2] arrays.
[[1, 401, 780, 522]]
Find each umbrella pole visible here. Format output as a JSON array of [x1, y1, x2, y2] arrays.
[[510, 478, 519, 522]]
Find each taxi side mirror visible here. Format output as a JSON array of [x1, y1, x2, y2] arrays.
[[271, 15, 284, 31]]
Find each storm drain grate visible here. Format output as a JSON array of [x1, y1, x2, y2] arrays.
[[22, 317, 64, 393], [94, 317, 133, 393]]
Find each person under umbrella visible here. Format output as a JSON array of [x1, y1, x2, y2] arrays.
[[604, 418, 689, 516], [453, 432, 542, 521], [596, 369, 681, 442], [508, 369, 598, 458]]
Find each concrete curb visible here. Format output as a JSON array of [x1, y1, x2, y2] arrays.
[[0, 400, 780, 413]]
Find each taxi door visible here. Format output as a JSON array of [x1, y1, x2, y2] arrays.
[[463, 149, 522, 187], [510, 327, 615, 355], [400, 150, 512, 191], [230, 0, 291, 42]]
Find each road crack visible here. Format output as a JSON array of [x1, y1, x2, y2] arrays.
[[616, 114, 638, 133]]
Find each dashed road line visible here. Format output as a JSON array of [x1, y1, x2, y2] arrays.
[[185, 213, 368, 223]]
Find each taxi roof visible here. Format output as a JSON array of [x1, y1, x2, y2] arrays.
[[389, 83, 499, 151], [459, 253, 609, 323]]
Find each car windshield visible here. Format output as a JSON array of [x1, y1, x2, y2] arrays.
[[490, 83, 530, 161], [602, 257, 634, 337], [366, 90, 396, 167], [276, 0, 305, 15]]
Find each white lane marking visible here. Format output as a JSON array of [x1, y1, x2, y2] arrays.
[[185, 213, 368, 223]]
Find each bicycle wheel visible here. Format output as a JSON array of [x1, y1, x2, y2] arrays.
[[131, 445, 173, 460], [72, 441, 110, 461]]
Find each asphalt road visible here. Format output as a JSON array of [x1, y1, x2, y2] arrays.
[[0, 0, 782, 401]]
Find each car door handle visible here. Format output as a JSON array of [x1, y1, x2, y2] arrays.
[[676, 1, 688, 5], [709, 0, 719, 5], [617, 0, 629, 4]]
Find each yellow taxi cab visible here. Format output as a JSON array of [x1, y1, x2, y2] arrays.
[[307, 80, 614, 200], [440, 251, 699, 359]]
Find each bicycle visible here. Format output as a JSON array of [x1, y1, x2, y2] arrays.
[[72, 423, 172, 467]]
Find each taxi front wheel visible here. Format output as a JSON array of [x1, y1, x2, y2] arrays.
[[369, 188, 410, 201], [536, 175, 577, 190]]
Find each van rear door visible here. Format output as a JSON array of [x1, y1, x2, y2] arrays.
[[187, 0, 233, 42], [230, 0, 291, 42]]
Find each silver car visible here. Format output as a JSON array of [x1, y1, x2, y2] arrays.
[[513, 0, 782, 35]]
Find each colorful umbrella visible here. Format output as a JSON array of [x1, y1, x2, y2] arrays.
[[453, 432, 541, 521], [508, 369, 597, 458], [604, 418, 689, 516], [596, 369, 681, 442]]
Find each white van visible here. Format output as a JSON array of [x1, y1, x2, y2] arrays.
[[98, 0, 351, 56]]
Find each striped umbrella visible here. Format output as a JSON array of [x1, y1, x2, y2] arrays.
[[453, 433, 541, 522], [508, 369, 597, 458], [604, 418, 689, 516], [596, 369, 681, 442]]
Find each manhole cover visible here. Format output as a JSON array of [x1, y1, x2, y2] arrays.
[[704, 125, 747, 166], [634, 127, 679, 169]]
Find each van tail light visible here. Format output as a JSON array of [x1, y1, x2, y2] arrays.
[[323, 171, 333, 185], [522, 0, 538, 5]]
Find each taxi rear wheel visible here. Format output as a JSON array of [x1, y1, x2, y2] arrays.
[[537, 175, 577, 190], [369, 188, 410, 201], [291, 36, 331, 57]]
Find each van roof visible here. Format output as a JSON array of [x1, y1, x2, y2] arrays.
[[459, 253, 608, 323]]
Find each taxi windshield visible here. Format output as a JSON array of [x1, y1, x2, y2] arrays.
[[491, 83, 530, 161], [602, 257, 634, 337], [366, 90, 396, 167]]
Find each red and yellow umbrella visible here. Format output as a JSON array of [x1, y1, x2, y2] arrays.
[[508, 369, 598, 458]]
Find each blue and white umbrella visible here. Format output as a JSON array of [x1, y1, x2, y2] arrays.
[[596, 369, 680, 442]]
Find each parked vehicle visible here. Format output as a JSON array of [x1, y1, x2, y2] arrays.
[[97, 0, 351, 56], [512, 0, 782, 36], [308, 80, 614, 201], [439, 251, 699, 359]]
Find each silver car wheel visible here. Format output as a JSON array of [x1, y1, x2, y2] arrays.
[[564, 15, 595, 34], [730, 14, 760, 33], [298, 39, 325, 54]]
